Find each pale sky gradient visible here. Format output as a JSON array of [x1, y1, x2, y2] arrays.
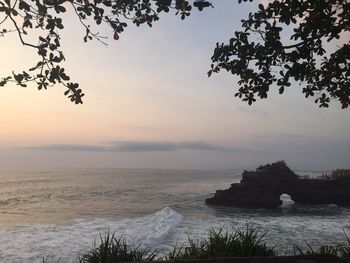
[[0, 2, 349, 170]]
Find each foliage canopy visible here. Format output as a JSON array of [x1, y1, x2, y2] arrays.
[[0, 0, 349, 108], [209, 0, 350, 108]]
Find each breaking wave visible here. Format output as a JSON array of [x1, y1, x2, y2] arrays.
[[0, 207, 183, 263]]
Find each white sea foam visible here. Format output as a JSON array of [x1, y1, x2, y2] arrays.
[[0, 168, 349, 262], [0, 205, 349, 262], [279, 193, 295, 207], [0, 207, 183, 263]]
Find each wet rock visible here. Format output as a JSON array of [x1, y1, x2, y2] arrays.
[[206, 161, 350, 209]]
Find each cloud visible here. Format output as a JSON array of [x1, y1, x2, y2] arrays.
[[113, 141, 176, 152], [28, 144, 111, 152], [254, 133, 309, 141], [26, 141, 247, 153], [113, 141, 239, 152]]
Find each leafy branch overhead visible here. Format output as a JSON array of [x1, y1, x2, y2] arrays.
[[209, 0, 350, 108], [0, 0, 213, 104], [0, 0, 349, 108]]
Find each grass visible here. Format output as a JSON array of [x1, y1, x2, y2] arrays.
[[78, 232, 157, 263], [293, 229, 350, 259], [43, 226, 350, 263], [79, 225, 274, 263], [166, 224, 275, 261]]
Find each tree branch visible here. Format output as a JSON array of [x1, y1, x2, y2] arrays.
[[8, 13, 39, 48]]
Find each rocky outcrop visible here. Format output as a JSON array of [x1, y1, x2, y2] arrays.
[[206, 161, 350, 209]]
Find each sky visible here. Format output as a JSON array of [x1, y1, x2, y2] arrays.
[[0, 1, 349, 170]]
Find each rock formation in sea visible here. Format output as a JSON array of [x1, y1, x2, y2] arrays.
[[206, 161, 350, 209]]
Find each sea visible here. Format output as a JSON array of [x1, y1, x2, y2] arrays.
[[0, 168, 349, 262]]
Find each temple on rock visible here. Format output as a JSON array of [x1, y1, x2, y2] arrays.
[[206, 161, 350, 209]]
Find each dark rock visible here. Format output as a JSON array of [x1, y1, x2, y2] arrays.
[[206, 161, 350, 209]]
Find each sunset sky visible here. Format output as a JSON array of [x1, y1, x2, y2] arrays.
[[0, 1, 349, 170]]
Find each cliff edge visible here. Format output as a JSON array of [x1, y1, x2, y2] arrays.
[[206, 161, 350, 209]]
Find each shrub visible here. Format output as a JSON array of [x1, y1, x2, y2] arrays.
[[79, 232, 157, 263], [167, 224, 275, 260], [293, 229, 350, 259]]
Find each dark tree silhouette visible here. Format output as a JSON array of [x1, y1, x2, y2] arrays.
[[0, 0, 212, 103], [0, 0, 349, 108], [209, 0, 350, 108]]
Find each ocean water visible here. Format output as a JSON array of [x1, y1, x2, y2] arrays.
[[0, 168, 349, 262]]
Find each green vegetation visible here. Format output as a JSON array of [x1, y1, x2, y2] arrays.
[[167, 225, 274, 260], [209, 0, 350, 108], [40, 225, 350, 262], [1, 0, 349, 108], [78, 233, 157, 263], [293, 230, 350, 259], [77, 225, 274, 263]]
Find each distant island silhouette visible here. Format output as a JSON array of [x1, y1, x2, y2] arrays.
[[206, 161, 350, 209]]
